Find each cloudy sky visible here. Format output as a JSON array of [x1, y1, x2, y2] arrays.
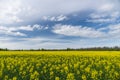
[[0, 0, 120, 49]]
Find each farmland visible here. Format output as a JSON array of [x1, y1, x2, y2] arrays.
[[0, 51, 120, 80]]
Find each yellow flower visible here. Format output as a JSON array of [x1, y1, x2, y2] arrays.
[[13, 77, 17, 80], [55, 77, 60, 80], [85, 67, 90, 73], [82, 74, 86, 80], [66, 73, 75, 80]]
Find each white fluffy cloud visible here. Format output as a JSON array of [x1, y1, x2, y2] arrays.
[[52, 24, 105, 38], [0, 30, 26, 36], [105, 24, 120, 38], [52, 23, 120, 38], [0, 0, 23, 24], [42, 15, 68, 21], [0, 24, 48, 36], [87, 11, 120, 23], [0, 0, 119, 24], [87, 1, 120, 23]]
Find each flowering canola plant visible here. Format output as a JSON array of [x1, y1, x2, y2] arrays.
[[0, 51, 120, 80]]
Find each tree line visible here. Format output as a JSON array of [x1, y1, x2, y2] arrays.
[[0, 46, 120, 51]]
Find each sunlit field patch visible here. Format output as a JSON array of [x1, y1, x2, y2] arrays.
[[0, 51, 120, 80]]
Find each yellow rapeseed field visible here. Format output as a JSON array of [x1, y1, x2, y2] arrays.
[[0, 51, 120, 80]]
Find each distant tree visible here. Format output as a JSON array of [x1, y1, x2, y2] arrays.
[[41, 48, 45, 51], [67, 48, 71, 51]]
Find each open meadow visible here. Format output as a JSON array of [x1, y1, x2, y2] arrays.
[[0, 51, 120, 80]]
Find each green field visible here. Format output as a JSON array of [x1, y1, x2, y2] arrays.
[[0, 51, 120, 80]]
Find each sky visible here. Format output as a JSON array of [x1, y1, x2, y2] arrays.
[[0, 0, 120, 49]]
